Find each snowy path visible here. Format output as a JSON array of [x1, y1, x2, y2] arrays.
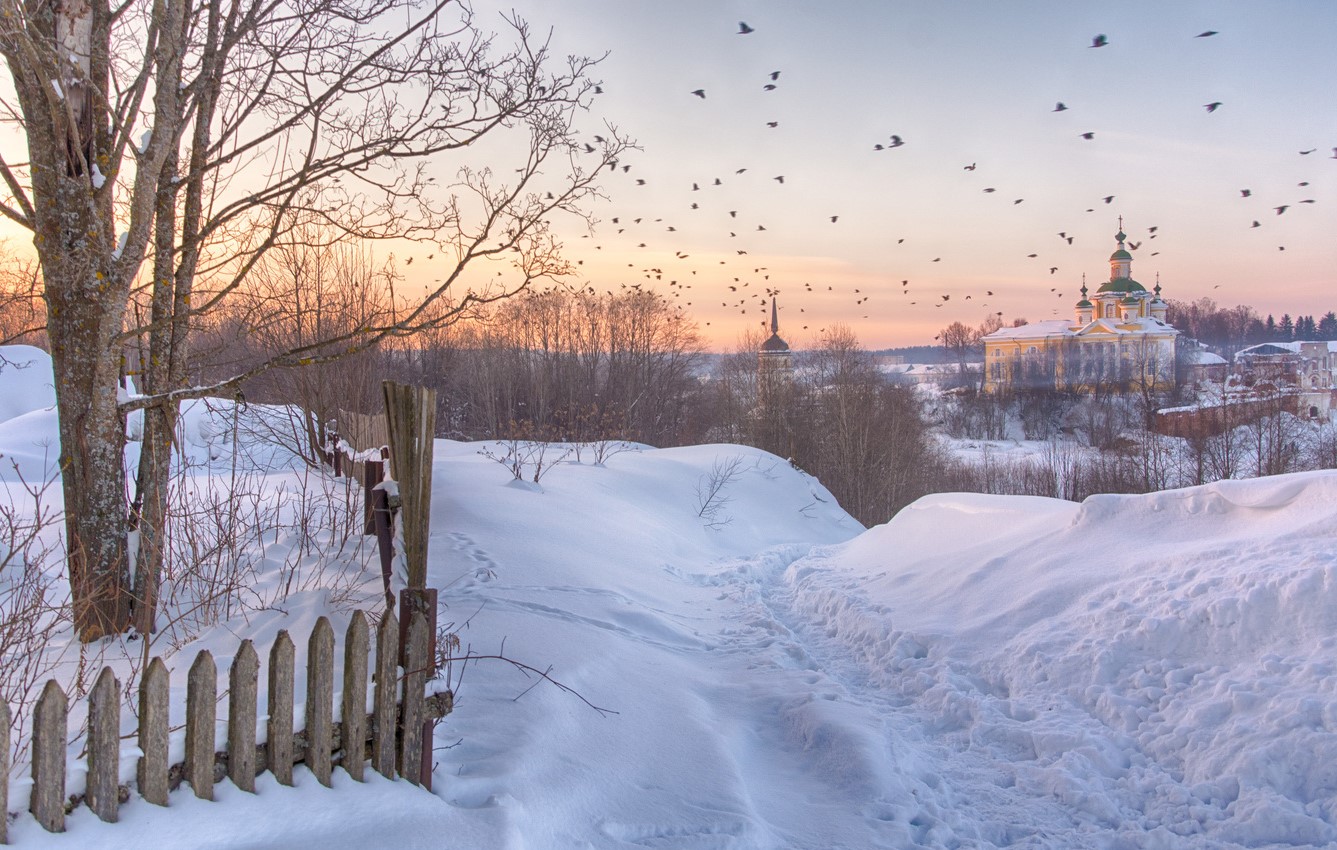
[[679, 544, 1116, 849]]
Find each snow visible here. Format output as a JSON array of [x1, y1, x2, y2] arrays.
[[2, 347, 1337, 848]]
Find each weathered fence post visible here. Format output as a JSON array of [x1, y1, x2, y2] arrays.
[[268, 630, 295, 786], [342, 612, 370, 781], [185, 651, 217, 800], [382, 380, 436, 590], [138, 658, 170, 806], [228, 641, 260, 792], [363, 458, 384, 536], [399, 611, 429, 786], [87, 667, 120, 822], [307, 617, 335, 787], [372, 611, 398, 779], [30, 680, 66, 832], [0, 699, 9, 843]]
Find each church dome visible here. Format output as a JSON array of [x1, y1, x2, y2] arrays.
[[1096, 277, 1146, 294], [1109, 248, 1132, 261], [760, 333, 790, 352]]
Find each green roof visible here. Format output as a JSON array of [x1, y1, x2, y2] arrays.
[[1109, 249, 1132, 261], [1076, 299, 1093, 308], [1096, 276, 1146, 294]]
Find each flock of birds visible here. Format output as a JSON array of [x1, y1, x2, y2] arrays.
[[543, 18, 1335, 343]]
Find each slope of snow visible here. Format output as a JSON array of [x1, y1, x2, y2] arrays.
[[3, 346, 1336, 848]]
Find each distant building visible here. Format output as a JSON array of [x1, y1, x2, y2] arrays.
[[881, 361, 980, 387], [758, 298, 793, 385], [982, 223, 1179, 394], [1234, 340, 1337, 420]]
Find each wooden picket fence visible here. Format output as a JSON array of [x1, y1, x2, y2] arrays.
[[0, 609, 451, 841]]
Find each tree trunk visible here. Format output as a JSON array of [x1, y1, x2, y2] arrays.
[[44, 208, 133, 640]]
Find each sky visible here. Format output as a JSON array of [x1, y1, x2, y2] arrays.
[[6, 343, 1337, 848], [460, 0, 1337, 349]]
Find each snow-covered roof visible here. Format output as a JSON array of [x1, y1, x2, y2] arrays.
[[982, 316, 1177, 342], [1183, 349, 1227, 366], [1236, 340, 1337, 359]]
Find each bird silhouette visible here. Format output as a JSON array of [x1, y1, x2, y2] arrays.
[[1240, 189, 1251, 197], [1103, 195, 1115, 204], [1053, 102, 1068, 112], [1204, 102, 1222, 113], [1275, 205, 1288, 215], [1090, 34, 1108, 47], [1300, 149, 1316, 155], [691, 89, 706, 99], [773, 175, 785, 183], [964, 162, 977, 170], [888, 135, 904, 147], [1080, 132, 1095, 140], [763, 84, 777, 91], [1195, 30, 1218, 37]]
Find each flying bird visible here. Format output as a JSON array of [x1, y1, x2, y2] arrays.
[[1251, 220, 1261, 227], [763, 84, 777, 91], [964, 162, 976, 170], [888, 135, 905, 147], [1080, 132, 1095, 140], [1240, 189, 1252, 197], [1090, 34, 1108, 47], [738, 21, 754, 34], [1204, 102, 1222, 113], [1275, 205, 1288, 215], [773, 175, 785, 183], [1300, 149, 1316, 155], [691, 89, 706, 99], [1103, 195, 1115, 204], [1195, 30, 1218, 37], [1053, 102, 1068, 112]]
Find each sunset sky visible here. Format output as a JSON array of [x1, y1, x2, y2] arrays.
[[465, 0, 1337, 350]]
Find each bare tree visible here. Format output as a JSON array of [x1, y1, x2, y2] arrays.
[[0, 0, 630, 638]]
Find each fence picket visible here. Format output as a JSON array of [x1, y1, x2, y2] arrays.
[[185, 651, 217, 800], [138, 658, 170, 806], [268, 630, 295, 786], [30, 680, 66, 832], [342, 611, 369, 781], [307, 617, 335, 786], [399, 611, 429, 785], [372, 612, 398, 778], [87, 667, 120, 822], [228, 640, 260, 792], [7, 607, 452, 830]]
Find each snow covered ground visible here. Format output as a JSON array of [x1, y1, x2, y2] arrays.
[[3, 347, 1337, 848]]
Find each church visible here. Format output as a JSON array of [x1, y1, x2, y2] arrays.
[[982, 223, 1179, 394]]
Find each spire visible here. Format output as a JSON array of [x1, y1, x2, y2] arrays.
[[770, 297, 779, 334]]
